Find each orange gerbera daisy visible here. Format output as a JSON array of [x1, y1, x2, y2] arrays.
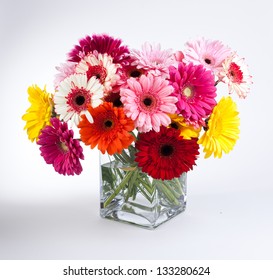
[[78, 102, 135, 155]]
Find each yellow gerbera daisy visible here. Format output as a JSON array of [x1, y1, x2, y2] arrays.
[[169, 114, 200, 139], [22, 85, 53, 142], [198, 96, 240, 158]]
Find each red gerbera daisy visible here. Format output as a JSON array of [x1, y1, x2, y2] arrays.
[[67, 34, 130, 66], [78, 102, 135, 155], [135, 126, 199, 180]]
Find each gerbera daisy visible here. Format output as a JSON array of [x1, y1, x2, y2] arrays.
[[169, 114, 201, 139], [198, 96, 240, 158], [131, 42, 175, 78], [120, 74, 177, 133], [22, 85, 53, 142], [37, 118, 84, 175], [54, 73, 104, 126], [219, 53, 252, 98], [78, 102, 135, 155], [135, 126, 199, 180], [76, 53, 119, 93], [54, 61, 77, 89], [67, 34, 130, 66], [184, 38, 231, 75], [169, 62, 217, 124]]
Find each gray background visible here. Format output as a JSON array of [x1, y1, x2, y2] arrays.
[[0, 0, 272, 259]]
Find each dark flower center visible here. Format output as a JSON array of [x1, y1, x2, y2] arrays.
[[229, 62, 243, 83], [204, 58, 211, 64], [75, 95, 85, 106], [130, 70, 142, 78], [170, 122, 179, 129], [104, 120, 113, 128], [160, 144, 174, 157], [86, 64, 107, 83], [143, 97, 152, 106], [67, 87, 91, 113]]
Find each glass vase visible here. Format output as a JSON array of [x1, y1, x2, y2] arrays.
[[100, 152, 187, 229]]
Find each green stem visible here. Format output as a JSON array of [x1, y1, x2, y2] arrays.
[[121, 150, 134, 163], [156, 181, 180, 206], [103, 171, 134, 208]]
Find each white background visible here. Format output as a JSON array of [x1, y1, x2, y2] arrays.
[[0, 0, 273, 260]]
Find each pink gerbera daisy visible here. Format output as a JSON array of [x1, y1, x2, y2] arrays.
[[120, 74, 177, 133], [131, 42, 175, 78], [184, 38, 231, 75], [67, 34, 130, 66], [54, 61, 77, 89], [219, 53, 252, 98], [169, 62, 217, 124], [37, 118, 84, 176]]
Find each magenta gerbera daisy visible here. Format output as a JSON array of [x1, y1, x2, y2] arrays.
[[184, 38, 231, 75], [169, 62, 217, 124], [131, 42, 175, 78], [37, 118, 84, 176], [120, 74, 177, 133], [135, 126, 199, 180], [219, 53, 252, 98], [67, 34, 130, 66]]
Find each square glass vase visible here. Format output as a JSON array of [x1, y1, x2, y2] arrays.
[[100, 153, 187, 229]]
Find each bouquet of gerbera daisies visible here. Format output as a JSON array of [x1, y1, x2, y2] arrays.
[[22, 34, 252, 226]]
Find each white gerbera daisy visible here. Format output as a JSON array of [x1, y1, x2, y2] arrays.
[[219, 53, 252, 98], [76, 53, 120, 94], [54, 74, 103, 126]]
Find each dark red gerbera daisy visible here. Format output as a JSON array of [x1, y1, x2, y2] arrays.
[[67, 34, 130, 66], [135, 126, 199, 180]]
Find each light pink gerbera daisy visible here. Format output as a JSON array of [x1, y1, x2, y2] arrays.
[[120, 74, 177, 133], [54, 74, 104, 126], [37, 118, 84, 176], [219, 53, 252, 98], [131, 42, 175, 78], [67, 34, 130, 66], [169, 62, 217, 124], [184, 38, 231, 75], [76, 53, 120, 94], [54, 61, 77, 89]]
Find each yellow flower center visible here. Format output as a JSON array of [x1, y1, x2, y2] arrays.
[[59, 142, 69, 153], [183, 86, 194, 98]]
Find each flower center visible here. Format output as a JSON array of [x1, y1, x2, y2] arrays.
[[67, 87, 91, 113], [130, 69, 142, 78], [86, 64, 107, 83], [75, 95, 85, 106], [160, 144, 174, 157], [104, 120, 113, 128], [140, 94, 158, 112], [59, 141, 69, 153], [143, 98, 152, 106], [182, 86, 194, 98], [204, 58, 211, 64], [228, 62, 243, 83]]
